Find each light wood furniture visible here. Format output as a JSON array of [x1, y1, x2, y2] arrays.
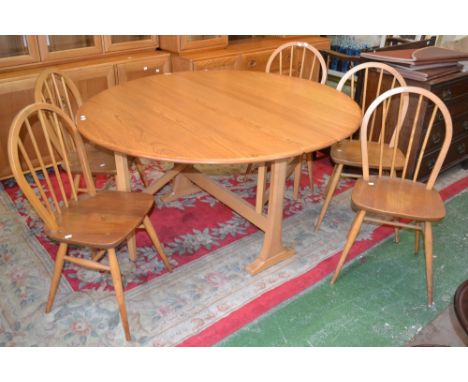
[[315, 62, 407, 231], [76, 70, 362, 275], [0, 51, 171, 180], [34, 68, 114, 179], [249, 42, 328, 212], [8, 103, 172, 341], [331, 86, 453, 306], [34, 68, 150, 189], [159, 35, 228, 53], [169, 36, 330, 72]]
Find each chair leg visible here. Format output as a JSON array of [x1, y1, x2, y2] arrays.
[[244, 163, 254, 179], [293, 158, 302, 200], [394, 227, 400, 243], [255, 164, 267, 214], [46, 242, 68, 313], [423, 221, 433, 306], [415, 227, 421, 255], [315, 163, 344, 231], [143, 216, 172, 272], [134, 158, 148, 188], [108, 248, 131, 341], [73, 174, 81, 193], [305, 152, 313, 192], [331, 210, 366, 284]]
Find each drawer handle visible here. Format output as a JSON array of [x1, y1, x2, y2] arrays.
[[441, 89, 452, 101], [155, 68, 160, 73], [143, 66, 148, 71], [463, 120, 468, 131], [457, 142, 466, 155], [248, 59, 257, 68]]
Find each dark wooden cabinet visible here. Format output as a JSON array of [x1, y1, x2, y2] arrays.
[[365, 70, 468, 181], [405, 72, 468, 180]]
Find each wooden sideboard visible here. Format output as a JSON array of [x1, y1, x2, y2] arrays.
[[169, 36, 330, 72]]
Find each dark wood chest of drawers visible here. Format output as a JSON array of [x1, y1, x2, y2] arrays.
[[405, 72, 468, 180], [365, 70, 468, 181]]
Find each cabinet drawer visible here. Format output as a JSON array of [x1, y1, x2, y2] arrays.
[[116, 55, 171, 83], [241, 50, 273, 72], [425, 112, 468, 153], [418, 134, 468, 180], [192, 56, 241, 71], [432, 77, 468, 103]]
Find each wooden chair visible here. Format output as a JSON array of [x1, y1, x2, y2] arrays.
[[330, 86, 453, 306], [314, 62, 407, 231], [34, 68, 149, 191], [246, 41, 328, 212], [7, 103, 172, 341]]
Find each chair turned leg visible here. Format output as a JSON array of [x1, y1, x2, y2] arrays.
[[134, 158, 148, 188], [46, 243, 68, 313], [293, 158, 302, 200], [394, 227, 400, 243], [143, 216, 172, 272], [108, 248, 131, 341], [423, 222, 433, 306], [331, 210, 366, 284], [244, 163, 254, 179], [73, 174, 81, 193], [305, 152, 314, 192], [415, 228, 421, 255], [315, 163, 344, 231]]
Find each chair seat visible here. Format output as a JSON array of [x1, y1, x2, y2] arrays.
[[351, 176, 445, 221], [331, 140, 406, 169], [67, 148, 117, 175], [46, 191, 154, 248]]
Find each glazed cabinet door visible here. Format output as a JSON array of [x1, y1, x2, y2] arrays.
[[102, 35, 159, 53], [37, 35, 103, 63], [0, 36, 41, 69], [115, 55, 171, 83], [62, 63, 116, 101]]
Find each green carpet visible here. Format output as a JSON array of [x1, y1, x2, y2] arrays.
[[218, 190, 468, 346]]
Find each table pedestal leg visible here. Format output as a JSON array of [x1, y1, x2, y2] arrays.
[[246, 159, 294, 275], [161, 171, 202, 202], [114, 152, 137, 261]]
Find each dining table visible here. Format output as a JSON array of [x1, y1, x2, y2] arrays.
[[76, 70, 362, 275]]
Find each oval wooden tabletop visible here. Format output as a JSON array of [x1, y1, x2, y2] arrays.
[[76, 70, 362, 164]]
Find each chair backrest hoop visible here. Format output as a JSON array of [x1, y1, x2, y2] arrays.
[[265, 41, 328, 84], [34, 67, 83, 119], [360, 86, 453, 189], [7, 102, 95, 231]]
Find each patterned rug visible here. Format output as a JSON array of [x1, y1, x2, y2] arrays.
[[0, 157, 466, 346]]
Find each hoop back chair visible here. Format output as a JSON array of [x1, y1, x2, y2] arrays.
[[8, 103, 172, 340], [34, 68, 149, 191], [315, 62, 408, 231], [330, 86, 453, 306], [247, 42, 328, 212]]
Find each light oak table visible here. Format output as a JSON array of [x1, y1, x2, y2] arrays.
[[76, 70, 361, 275]]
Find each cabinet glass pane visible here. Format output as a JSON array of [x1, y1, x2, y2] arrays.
[[45, 35, 96, 52], [111, 35, 151, 44], [0, 36, 31, 58]]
